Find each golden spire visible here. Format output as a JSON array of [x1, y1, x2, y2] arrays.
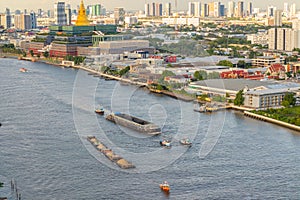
[[75, 0, 90, 26]]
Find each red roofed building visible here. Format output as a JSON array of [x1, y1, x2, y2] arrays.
[[267, 63, 286, 76], [220, 70, 247, 79]]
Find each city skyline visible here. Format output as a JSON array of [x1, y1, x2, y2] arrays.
[[1, 0, 300, 12]]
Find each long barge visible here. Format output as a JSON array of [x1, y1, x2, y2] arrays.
[[106, 112, 161, 135], [87, 136, 135, 169]]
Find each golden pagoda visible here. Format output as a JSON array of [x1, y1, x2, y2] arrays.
[[75, 0, 90, 26]]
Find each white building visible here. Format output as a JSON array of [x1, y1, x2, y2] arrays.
[[124, 16, 138, 25], [247, 31, 268, 45], [227, 1, 235, 17], [244, 83, 300, 109], [274, 10, 282, 27], [268, 28, 299, 51], [188, 2, 201, 17], [162, 17, 200, 26], [165, 3, 171, 16], [290, 3, 296, 18]]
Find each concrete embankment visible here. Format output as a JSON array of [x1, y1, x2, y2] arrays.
[[244, 111, 300, 132], [87, 136, 135, 169], [78, 66, 147, 87]]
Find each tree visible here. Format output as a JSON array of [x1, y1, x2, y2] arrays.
[[282, 93, 296, 108], [119, 66, 130, 77], [234, 90, 244, 106], [207, 72, 220, 79], [43, 51, 49, 58], [29, 50, 34, 57], [193, 71, 203, 80], [217, 60, 233, 67], [237, 60, 246, 68]]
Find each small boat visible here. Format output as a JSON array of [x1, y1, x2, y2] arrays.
[[160, 140, 171, 147], [180, 138, 192, 146], [95, 107, 104, 115], [19, 68, 28, 72], [159, 181, 170, 192]]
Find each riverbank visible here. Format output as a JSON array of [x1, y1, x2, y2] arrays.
[[2, 55, 299, 132], [244, 111, 300, 132]]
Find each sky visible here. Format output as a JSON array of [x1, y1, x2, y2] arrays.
[[1, 0, 300, 12]]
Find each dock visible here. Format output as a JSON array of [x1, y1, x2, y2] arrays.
[[194, 102, 232, 113], [87, 136, 135, 169]]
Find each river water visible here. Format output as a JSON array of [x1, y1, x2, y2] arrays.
[[0, 58, 299, 199]]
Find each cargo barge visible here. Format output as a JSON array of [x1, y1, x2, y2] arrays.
[[106, 112, 161, 135], [87, 136, 135, 169]]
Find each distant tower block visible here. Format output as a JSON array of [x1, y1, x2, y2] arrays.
[[75, 0, 90, 26]]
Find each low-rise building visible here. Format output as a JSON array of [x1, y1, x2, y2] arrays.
[[97, 40, 149, 54], [244, 82, 300, 109], [252, 56, 285, 68]]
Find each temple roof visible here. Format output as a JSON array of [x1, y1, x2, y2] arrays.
[[75, 0, 90, 26]]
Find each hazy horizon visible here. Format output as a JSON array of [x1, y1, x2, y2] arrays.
[[1, 0, 300, 12]]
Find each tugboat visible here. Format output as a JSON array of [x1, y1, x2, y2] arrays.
[[19, 68, 28, 72], [159, 181, 170, 192], [179, 138, 192, 146]]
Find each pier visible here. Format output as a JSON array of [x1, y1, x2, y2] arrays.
[[87, 136, 135, 169]]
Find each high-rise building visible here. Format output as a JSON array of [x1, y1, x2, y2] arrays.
[[268, 28, 299, 51], [188, 2, 201, 17], [290, 3, 296, 17], [267, 6, 276, 17], [227, 1, 235, 18], [268, 28, 277, 50], [145, 3, 150, 16], [274, 10, 282, 27], [219, 4, 225, 17], [14, 14, 31, 30], [165, 3, 171, 16], [247, 2, 252, 16], [283, 3, 289, 17], [292, 19, 300, 30], [0, 8, 12, 29], [0, 14, 11, 29], [37, 9, 43, 17], [214, 2, 221, 17], [92, 4, 104, 16], [65, 4, 71, 25], [208, 2, 214, 17], [114, 7, 125, 24], [30, 12, 37, 29], [237, 1, 244, 18], [151, 3, 156, 16], [155, 3, 163, 16], [54, 2, 67, 25], [201, 3, 208, 17]]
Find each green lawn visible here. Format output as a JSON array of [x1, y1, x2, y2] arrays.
[[252, 106, 300, 126]]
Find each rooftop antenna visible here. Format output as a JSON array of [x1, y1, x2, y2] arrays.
[[175, 0, 177, 11]]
